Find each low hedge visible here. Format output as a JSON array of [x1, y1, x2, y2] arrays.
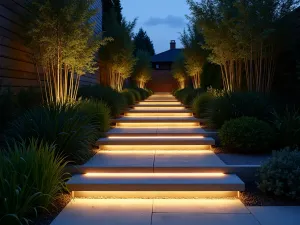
[[192, 93, 214, 118], [219, 116, 274, 153], [127, 89, 142, 101], [78, 85, 126, 117], [258, 148, 300, 199], [208, 92, 273, 128], [122, 90, 136, 105]]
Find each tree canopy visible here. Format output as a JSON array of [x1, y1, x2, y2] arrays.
[[133, 28, 155, 56]]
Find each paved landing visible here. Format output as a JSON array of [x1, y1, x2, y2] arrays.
[[51, 199, 300, 225]]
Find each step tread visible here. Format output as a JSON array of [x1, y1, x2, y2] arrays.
[[127, 109, 192, 113], [112, 117, 202, 122], [67, 174, 245, 191], [97, 136, 215, 145], [134, 104, 184, 107], [107, 128, 209, 135]]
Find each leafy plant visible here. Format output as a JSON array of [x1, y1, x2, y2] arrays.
[[77, 99, 111, 135], [122, 90, 136, 106], [192, 93, 214, 118], [271, 108, 300, 148], [78, 85, 126, 117], [133, 87, 149, 99], [208, 92, 273, 128], [0, 139, 68, 225], [219, 117, 274, 153], [127, 89, 142, 101], [132, 50, 152, 89], [258, 148, 300, 199], [6, 104, 98, 164]]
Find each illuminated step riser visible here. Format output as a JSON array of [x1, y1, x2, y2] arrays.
[[72, 191, 239, 198], [116, 122, 199, 128], [100, 145, 211, 151], [124, 113, 193, 117], [138, 102, 181, 105], [134, 106, 185, 110]]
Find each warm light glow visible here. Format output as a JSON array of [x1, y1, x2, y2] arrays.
[[125, 113, 192, 117], [138, 102, 181, 105], [101, 145, 211, 151], [84, 173, 225, 177], [72, 191, 238, 198], [98, 150, 213, 154], [116, 122, 199, 128], [107, 136, 204, 139], [133, 106, 185, 110]]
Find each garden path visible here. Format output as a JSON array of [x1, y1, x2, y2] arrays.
[[51, 93, 300, 225]]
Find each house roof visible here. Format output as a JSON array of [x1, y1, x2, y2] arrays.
[[151, 48, 183, 63]]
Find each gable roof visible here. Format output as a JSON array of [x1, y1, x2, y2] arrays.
[[151, 49, 183, 63]]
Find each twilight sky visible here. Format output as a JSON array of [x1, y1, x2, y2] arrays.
[[122, 0, 190, 54]]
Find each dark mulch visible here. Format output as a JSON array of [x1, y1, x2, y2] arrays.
[[33, 194, 71, 225], [240, 182, 300, 206]]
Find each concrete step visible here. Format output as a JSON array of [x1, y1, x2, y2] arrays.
[[127, 109, 192, 113], [106, 128, 215, 137], [67, 173, 244, 198], [133, 104, 185, 108], [111, 117, 202, 123], [97, 136, 215, 145]]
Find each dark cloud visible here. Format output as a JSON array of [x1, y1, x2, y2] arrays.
[[144, 15, 185, 28]]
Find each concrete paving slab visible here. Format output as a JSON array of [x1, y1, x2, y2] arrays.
[[152, 213, 260, 225], [156, 128, 206, 134], [248, 206, 300, 225], [107, 128, 158, 134], [84, 151, 155, 169], [51, 199, 152, 225], [153, 199, 249, 213], [154, 150, 226, 168]]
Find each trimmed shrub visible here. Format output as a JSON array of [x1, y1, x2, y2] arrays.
[[174, 87, 194, 103], [183, 88, 205, 106], [219, 116, 274, 153], [258, 148, 300, 199], [192, 93, 214, 118], [122, 90, 136, 106], [134, 87, 149, 99], [77, 99, 111, 134], [78, 85, 126, 117], [208, 92, 273, 128], [271, 108, 300, 148], [6, 104, 98, 164], [0, 139, 68, 225], [127, 88, 142, 101]]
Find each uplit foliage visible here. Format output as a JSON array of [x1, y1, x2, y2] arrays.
[[132, 50, 152, 89], [180, 24, 206, 89], [172, 53, 187, 89], [187, 0, 298, 92], [24, 0, 111, 105], [99, 10, 136, 91]]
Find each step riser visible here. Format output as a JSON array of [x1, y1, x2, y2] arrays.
[[116, 122, 200, 128], [124, 113, 193, 117], [72, 191, 239, 198], [100, 145, 212, 150]]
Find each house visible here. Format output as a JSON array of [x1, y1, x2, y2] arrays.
[[0, 0, 102, 91], [147, 40, 183, 92]]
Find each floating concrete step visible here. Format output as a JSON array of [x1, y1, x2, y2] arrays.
[[111, 117, 202, 123], [67, 173, 245, 198], [97, 136, 215, 145], [127, 109, 192, 113], [106, 128, 215, 137], [133, 104, 185, 108]]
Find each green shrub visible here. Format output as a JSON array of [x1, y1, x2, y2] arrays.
[[271, 108, 300, 148], [78, 85, 126, 117], [219, 116, 274, 153], [6, 104, 98, 164], [122, 90, 136, 106], [174, 87, 194, 103], [133, 87, 149, 99], [192, 93, 214, 118], [77, 99, 111, 134], [208, 92, 273, 128], [128, 89, 142, 101], [183, 88, 205, 106], [0, 139, 68, 225], [258, 148, 300, 199]]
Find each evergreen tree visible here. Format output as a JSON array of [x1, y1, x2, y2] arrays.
[[102, 0, 122, 31], [132, 50, 152, 88], [133, 28, 155, 56]]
